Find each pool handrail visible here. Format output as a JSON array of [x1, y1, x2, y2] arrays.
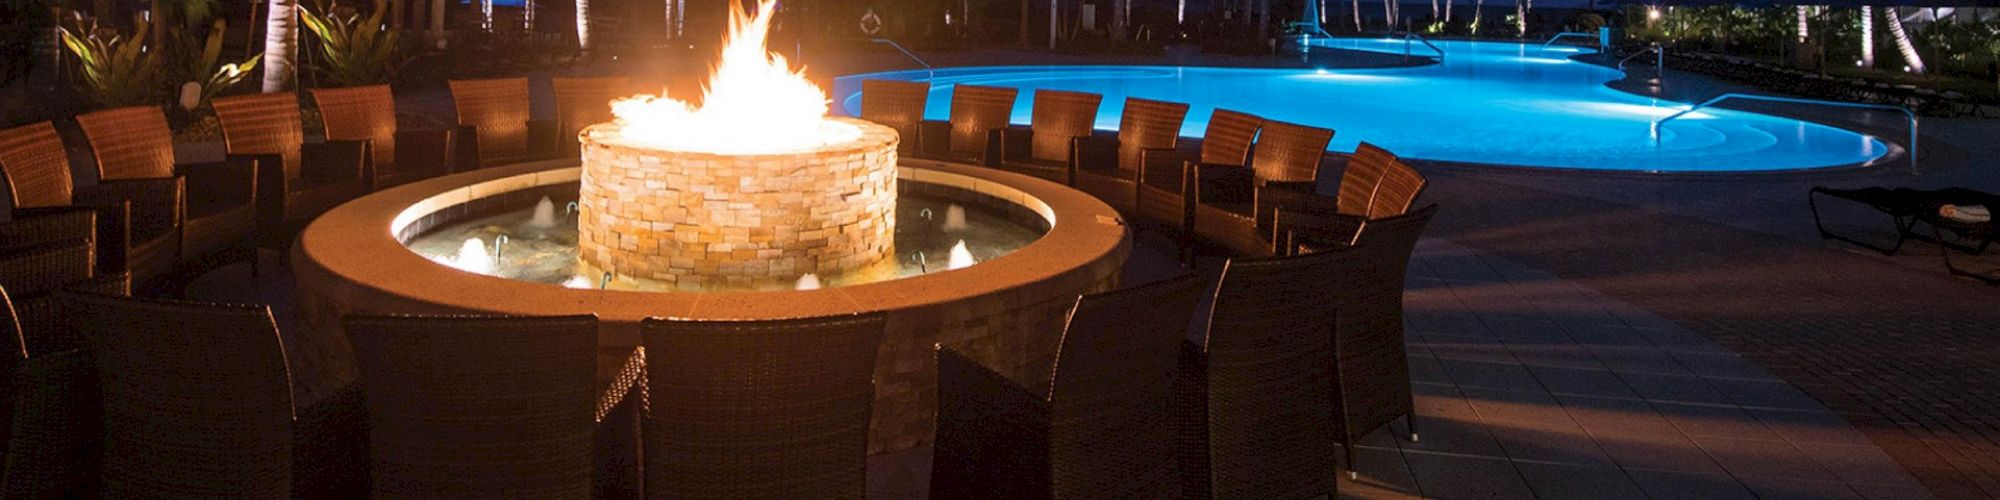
[[1540, 31, 1599, 50], [1616, 44, 1663, 77], [871, 38, 936, 81], [1652, 93, 1919, 173], [1400, 32, 1445, 61]]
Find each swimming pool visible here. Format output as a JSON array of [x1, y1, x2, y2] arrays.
[[831, 39, 1890, 173]]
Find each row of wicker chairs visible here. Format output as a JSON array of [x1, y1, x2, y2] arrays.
[[857, 80, 1429, 261], [859, 79, 1440, 497], [0, 76, 634, 299]]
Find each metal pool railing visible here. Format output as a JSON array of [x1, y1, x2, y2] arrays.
[[1618, 44, 1664, 77], [1540, 31, 1599, 50], [871, 38, 936, 81], [1401, 32, 1445, 61], [1652, 93, 1919, 173]]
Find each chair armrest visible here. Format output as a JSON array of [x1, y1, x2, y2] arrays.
[[393, 128, 456, 178], [529, 119, 562, 160], [1273, 207, 1367, 254], [0, 239, 97, 298], [74, 177, 185, 240], [999, 125, 1034, 164], [177, 158, 258, 207], [234, 152, 292, 228], [1070, 135, 1121, 182], [1137, 147, 1193, 189], [916, 120, 952, 158], [291, 384, 369, 496], [931, 347, 1051, 498], [0, 207, 97, 254], [303, 140, 370, 182], [453, 124, 483, 172], [593, 347, 646, 495], [1193, 163, 1255, 204]]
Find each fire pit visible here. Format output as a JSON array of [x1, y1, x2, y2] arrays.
[[576, 118, 899, 290]]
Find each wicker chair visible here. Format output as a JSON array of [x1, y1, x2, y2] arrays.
[[1192, 119, 1334, 258], [859, 79, 932, 155], [1, 348, 100, 498], [211, 92, 370, 253], [1273, 144, 1429, 251], [1, 121, 180, 288], [310, 85, 455, 190], [0, 209, 96, 306], [65, 292, 298, 498], [449, 78, 559, 168], [916, 84, 1016, 165], [1135, 108, 1260, 261], [640, 313, 885, 499], [1, 272, 126, 356], [931, 272, 1207, 499], [1179, 250, 1344, 499], [1324, 203, 1436, 478], [1069, 98, 1190, 214], [343, 314, 600, 498], [552, 76, 632, 155], [76, 105, 258, 275], [996, 89, 1104, 184]]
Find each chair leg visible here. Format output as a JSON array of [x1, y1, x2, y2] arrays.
[[1406, 414, 1420, 443], [1345, 441, 1358, 480]]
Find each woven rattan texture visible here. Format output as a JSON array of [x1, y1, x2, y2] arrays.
[[948, 85, 1017, 155], [1340, 142, 1398, 217], [1115, 98, 1189, 172], [551, 76, 630, 140], [1250, 120, 1334, 184], [1194, 251, 1344, 499], [344, 314, 599, 499], [0, 122, 73, 209], [1197, 109, 1261, 168], [859, 79, 930, 151], [75, 106, 178, 180], [212, 93, 306, 177], [312, 85, 399, 166], [71, 293, 294, 499], [639, 313, 885, 499], [1027, 90, 1102, 163], [450, 78, 533, 160]]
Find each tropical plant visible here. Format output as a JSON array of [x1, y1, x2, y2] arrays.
[[172, 19, 260, 111], [59, 14, 168, 107], [300, 0, 405, 87]]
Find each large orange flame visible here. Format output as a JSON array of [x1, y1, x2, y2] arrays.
[[609, 0, 857, 153]]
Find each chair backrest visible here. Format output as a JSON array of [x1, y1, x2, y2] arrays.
[[1115, 98, 1190, 172], [343, 314, 599, 498], [1370, 157, 1427, 218], [311, 85, 399, 166], [0, 287, 21, 363], [450, 77, 533, 159], [1197, 250, 1343, 499], [947, 84, 1017, 155], [1047, 272, 1207, 499], [12, 272, 126, 356], [552, 76, 631, 140], [1339, 142, 1396, 217], [1250, 119, 1334, 184], [2, 348, 99, 499], [859, 79, 930, 150], [212, 92, 306, 178], [640, 312, 886, 499], [66, 292, 295, 498], [1198, 108, 1261, 168], [1334, 204, 1436, 439], [1027, 89, 1103, 163], [0, 121, 72, 209], [75, 106, 178, 180]]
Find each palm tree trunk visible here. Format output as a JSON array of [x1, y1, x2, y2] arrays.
[[1256, 0, 1269, 40], [1351, 0, 1360, 32], [576, 0, 591, 49], [1795, 5, 1808, 43], [1382, 0, 1392, 30], [1884, 6, 1924, 73], [1112, 0, 1127, 39], [1859, 6, 1874, 69], [1443, 0, 1451, 24], [1019, 0, 1030, 45], [1471, 0, 1481, 34], [261, 0, 297, 92]]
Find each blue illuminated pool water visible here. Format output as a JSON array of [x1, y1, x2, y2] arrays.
[[832, 39, 1889, 172]]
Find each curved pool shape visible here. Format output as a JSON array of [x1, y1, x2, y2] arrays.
[[832, 39, 1889, 172]]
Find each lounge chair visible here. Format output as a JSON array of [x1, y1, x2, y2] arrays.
[[858, 79, 932, 155], [1191, 118, 1334, 257], [1272, 142, 1429, 252], [211, 92, 370, 254], [1810, 186, 2000, 284], [917, 84, 1016, 166], [449, 77, 560, 169], [1070, 97, 1191, 215], [76, 106, 259, 277], [1, 121, 178, 289], [552, 76, 633, 155], [1135, 108, 1261, 262], [311, 85, 455, 190]]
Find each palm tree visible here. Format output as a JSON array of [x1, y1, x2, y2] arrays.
[[1111, 0, 1127, 39], [1883, 6, 1925, 73], [1351, 0, 1360, 32], [576, 0, 591, 49], [261, 0, 296, 91], [1795, 5, 1808, 43], [1858, 5, 1873, 69]]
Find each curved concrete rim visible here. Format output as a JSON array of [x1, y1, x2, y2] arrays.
[[293, 156, 1130, 324]]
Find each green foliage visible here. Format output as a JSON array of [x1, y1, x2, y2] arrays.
[[59, 14, 167, 107], [300, 0, 406, 87], [178, 20, 260, 111]]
